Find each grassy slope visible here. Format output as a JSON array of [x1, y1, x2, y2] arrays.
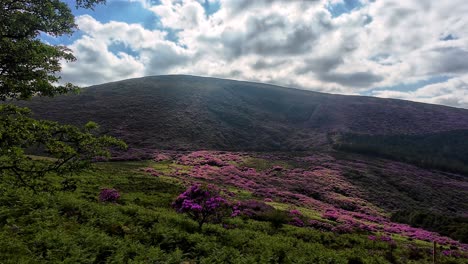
[[1, 157, 467, 263]]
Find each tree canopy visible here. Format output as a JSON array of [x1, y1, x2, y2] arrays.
[[0, 0, 126, 191], [0, 0, 105, 100]]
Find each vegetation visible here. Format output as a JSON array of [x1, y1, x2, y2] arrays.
[[17, 75, 468, 151], [333, 130, 468, 174], [1, 160, 466, 263], [0, 0, 104, 100], [0, 104, 125, 192], [2, 0, 467, 263], [392, 210, 468, 244], [173, 184, 233, 230], [0, 0, 126, 191]]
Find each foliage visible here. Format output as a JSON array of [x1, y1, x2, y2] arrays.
[[0, 104, 126, 191], [392, 210, 468, 244], [0, 0, 128, 191], [0, 0, 104, 100], [0, 161, 467, 263], [99, 188, 121, 203], [166, 151, 468, 248], [232, 199, 275, 219], [173, 184, 232, 229], [333, 130, 468, 174]]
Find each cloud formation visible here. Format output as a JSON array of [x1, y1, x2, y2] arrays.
[[373, 75, 468, 109], [58, 0, 468, 108]]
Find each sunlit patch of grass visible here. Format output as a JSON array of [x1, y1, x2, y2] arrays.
[[158, 175, 184, 185], [151, 161, 192, 175], [266, 202, 332, 223], [225, 187, 253, 200], [266, 201, 293, 211], [26, 155, 58, 161], [94, 160, 153, 173], [296, 208, 331, 222]]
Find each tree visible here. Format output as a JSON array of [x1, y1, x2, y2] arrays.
[[0, 0, 105, 100], [0, 0, 126, 191], [0, 104, 126, 191], [173, 184, 232, 230]]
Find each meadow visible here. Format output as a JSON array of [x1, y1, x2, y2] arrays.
[[1, 151, 467, 263]]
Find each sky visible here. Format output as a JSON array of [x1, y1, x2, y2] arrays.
[[44, 0, 468, 109]]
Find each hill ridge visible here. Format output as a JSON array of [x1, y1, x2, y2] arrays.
[[17, 75, 468, 151]]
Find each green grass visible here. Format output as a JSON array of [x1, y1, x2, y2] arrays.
[[226, 187, 254, 200], [0, 161, 465, 263], [150, 161, 192, 175]]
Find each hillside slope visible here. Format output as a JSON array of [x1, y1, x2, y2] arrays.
[[18, 75, 468, 151]]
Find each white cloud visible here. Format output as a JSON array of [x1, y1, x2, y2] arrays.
[[150, 0, 206, 30], [373, 75, 468, 109], [59, 0, 468, 108], [61, 35, 145, 86], [61, 15, 192, 86]]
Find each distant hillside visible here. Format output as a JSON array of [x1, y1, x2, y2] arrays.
[[17, 75, 468, 152], [333, 130, 468, 174]]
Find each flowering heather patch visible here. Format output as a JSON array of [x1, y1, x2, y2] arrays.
[[187, 165, 219, 180], [308, 219, 335, 231], [177, 151, 244, 166], [99, 188, 121, 203], [290, 217, 305, 227], [441, 250, 468, 258], [153, 153, 172, 162], [162, 150, 468, 252], [289, 209, 302, 216], [380, 235, 393, 242]]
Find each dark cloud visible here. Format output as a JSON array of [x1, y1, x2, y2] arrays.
[[77, 43, 101, 64], [249, 24, 317, 55], [144, 45, 190, 75], [245, 14, 286, 39], [295, 56, 344, 75], [386, 7, 414, 27], [225, 0, 322, 15], [220, 30, 245, 59], [226, 0, 287, 15], [429, 47, 468, 74], [61, 70, 107, 86], [251, 59, 288, 70], [221, 13, 327, 59], [319, 71, 383, 87], [226, 0, 264, 14]]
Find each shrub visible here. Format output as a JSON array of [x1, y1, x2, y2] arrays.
[[173, 184, 232, 229], [233, 200, 275, 219], [99, 188, 121, 203], [262, 210, 290, 230]]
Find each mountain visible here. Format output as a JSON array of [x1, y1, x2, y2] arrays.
[[17, 75, 468, 152]]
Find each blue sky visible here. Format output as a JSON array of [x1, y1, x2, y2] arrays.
[[53, 0, 468, 109], [327, 0, 363, 18], [67, 0, 158, 28]]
